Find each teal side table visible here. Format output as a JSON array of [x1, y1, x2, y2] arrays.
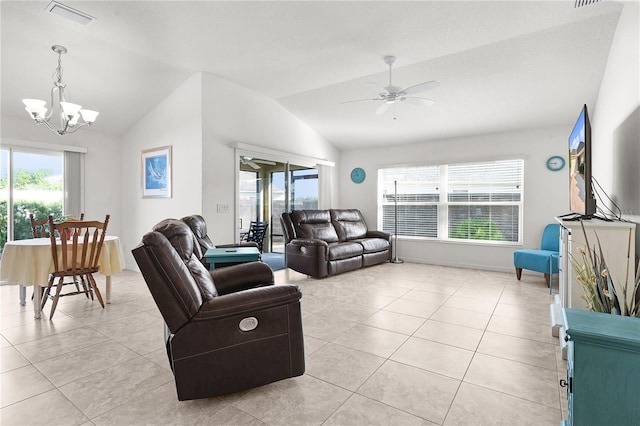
[[203, 247, 260, 270], [562, 309, 640, 426]]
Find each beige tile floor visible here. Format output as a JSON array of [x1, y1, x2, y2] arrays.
[[0, 262, 567, 425]]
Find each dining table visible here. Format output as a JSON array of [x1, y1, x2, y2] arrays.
[[0, 235, 125, 319]]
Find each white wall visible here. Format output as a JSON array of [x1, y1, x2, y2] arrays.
[[120, 71, 339, 269], [1, 115, 123, 237], [592, 0, 640, 248], [592, 0, 639, 193], [200, 72, 340, 244], [120, 73, 203, 268], [339, 126, 570, 272]]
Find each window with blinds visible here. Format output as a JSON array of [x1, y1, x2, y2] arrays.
[[378, 159, 523, 244]]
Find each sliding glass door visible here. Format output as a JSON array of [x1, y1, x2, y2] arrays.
[[271, 167, 318, 252], [1, 147, 64, 254], [238, 155, 318, 253]]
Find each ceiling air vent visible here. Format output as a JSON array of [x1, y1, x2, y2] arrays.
[[45, 1, 96, 25], [574, 0, 602, 8]]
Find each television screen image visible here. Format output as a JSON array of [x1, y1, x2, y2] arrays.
[[568, 105, 596, 217]]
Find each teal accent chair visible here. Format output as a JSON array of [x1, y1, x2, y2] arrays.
[[514, 223, 560, 288]]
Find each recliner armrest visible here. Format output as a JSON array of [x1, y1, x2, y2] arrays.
[[366, 230, 391, 241], [210, 261, 274, 295], [194, 284, 302, 321]]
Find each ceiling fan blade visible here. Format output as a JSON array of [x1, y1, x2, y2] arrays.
[[400, 80, 440, 96], [375, 102, 390, 115], [366, 82, 390, 96], [248, 161, 261, 169], [255, 159, 276, 165], [400, 96, 435, 107], [340, 98, 381, 104]]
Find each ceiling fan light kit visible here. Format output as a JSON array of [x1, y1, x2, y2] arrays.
[[240, 156, 276, 169], [342, 55, 439, 120], [22, 45, 99, 136]]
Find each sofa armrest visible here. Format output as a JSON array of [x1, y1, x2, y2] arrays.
[[285, 238, 330, 277], [210, 261, 274, 295], [288, 238, 329, 248], [194, 284, 301, 321], [366, 230, 391, 241]]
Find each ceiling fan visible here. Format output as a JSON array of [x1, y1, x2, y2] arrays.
[[240, 156, 276, 169], [341, 56, 439, 118]]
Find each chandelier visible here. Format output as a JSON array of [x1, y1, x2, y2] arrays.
[[22, 45, 98, 135]]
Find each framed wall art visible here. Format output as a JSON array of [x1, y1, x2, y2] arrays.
[[141, 145, 172, 198]]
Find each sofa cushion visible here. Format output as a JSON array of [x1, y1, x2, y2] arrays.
[[327, 242, 364, 261], [328, 256, 363, 275], [331, 209, 368, 241], [291, 210, 339, 243], [355, 238, 390, 254]]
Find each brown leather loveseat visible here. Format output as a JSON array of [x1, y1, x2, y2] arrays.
[[132, 219, 305, 400], [281, 209, 391, 278]]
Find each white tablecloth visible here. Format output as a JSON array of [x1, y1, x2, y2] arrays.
[[0, 236, 124, 287], [0, 236, 125, 319]]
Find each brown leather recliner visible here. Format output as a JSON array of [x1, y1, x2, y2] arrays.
[[132, 219, 304, 400], [181, 214, 259, 268]]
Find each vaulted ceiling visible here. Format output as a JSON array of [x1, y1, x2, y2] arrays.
[[1, 1, 625, 150]]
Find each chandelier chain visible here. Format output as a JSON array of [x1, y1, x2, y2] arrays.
[[53, 51, 64, 87]]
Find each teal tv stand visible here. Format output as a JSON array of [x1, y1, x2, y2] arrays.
[[562, 309, 640, 426]]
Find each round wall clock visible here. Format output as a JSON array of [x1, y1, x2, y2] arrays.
[[546, 156, 566, 171], [350, 167, 366, 184]]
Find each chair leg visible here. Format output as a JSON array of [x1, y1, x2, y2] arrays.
[[80, 276, 93, 300], [73, 277, 82, 296], [515, 268, 522, 280], [41, 277, 54, 311], [76, 275, 91, 299], [544, 273, 550, 288], [88, 274, 105, 308], [49, 277, 65, 320]]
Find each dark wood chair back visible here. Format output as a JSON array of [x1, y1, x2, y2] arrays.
[[30, 214, 52, 238], [30, 213, 85, 238]]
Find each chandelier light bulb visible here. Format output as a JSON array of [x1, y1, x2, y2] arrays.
[[60, 101, 82, 118], [22, 99, 47, 118], [79, 109, 99, 123]]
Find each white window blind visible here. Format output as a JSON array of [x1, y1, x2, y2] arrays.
[[447, 160, 523, 242], [380, 166, 439, 237], [378, 159, 523, 244], [63, 150, 84, 219]]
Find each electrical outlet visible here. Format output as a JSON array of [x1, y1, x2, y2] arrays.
[[217, 204, 230, 214]]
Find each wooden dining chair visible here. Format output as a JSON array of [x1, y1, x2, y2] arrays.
[[241, 221, 269, 252], [42, 214, 110, 319], [30, 213, 53, 238], [30, 213, 84, 238]]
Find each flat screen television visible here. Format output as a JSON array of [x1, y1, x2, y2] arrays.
[[568, 104, 596, 217]]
